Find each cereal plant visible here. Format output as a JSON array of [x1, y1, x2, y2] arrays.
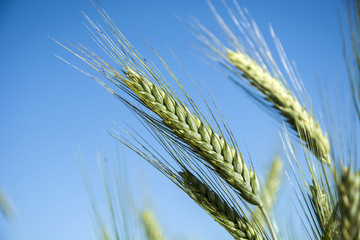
[[57, 0, 360, 239]]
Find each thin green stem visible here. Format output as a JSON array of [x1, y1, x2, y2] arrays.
[[259, 205, 278, 240]]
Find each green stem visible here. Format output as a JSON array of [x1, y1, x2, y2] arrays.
[[259, 205, 278, 240]]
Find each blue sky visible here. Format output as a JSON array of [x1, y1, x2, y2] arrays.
[[0, 0, 348, 239]]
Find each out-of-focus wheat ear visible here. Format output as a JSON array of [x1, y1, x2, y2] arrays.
[[253, 157, 283, 226], [338, 168, 360, 240], [227, 50, 330, 165], [338, 167, 360, 240], [124, 69, 262, 206], [141, 209, 167, 240], [179, 171, 265, 240], [0, 188, 13, 220]]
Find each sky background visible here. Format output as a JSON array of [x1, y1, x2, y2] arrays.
[[0, 0, 349, 239]]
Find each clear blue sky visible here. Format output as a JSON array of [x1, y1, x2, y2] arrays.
[[0, 0, 347, 239]]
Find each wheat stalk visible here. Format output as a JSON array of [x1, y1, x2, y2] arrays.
[[141, 209, 167, 240], [338, 167, 360, 240], [179, 171, 264, 240], [227, 50, 330, 165]]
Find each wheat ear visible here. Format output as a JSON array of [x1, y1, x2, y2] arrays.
[[227, 50, 330, 165], [179, 171, 264, 240], [125, 69, 261, 206], [338, 167, 360, 240], [141, 209, 167, 240], [253, 157, 283, 226]]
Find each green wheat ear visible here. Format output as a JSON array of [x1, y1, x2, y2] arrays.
[[124, 69, 261, 206], [227, 50, 330, 165]]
